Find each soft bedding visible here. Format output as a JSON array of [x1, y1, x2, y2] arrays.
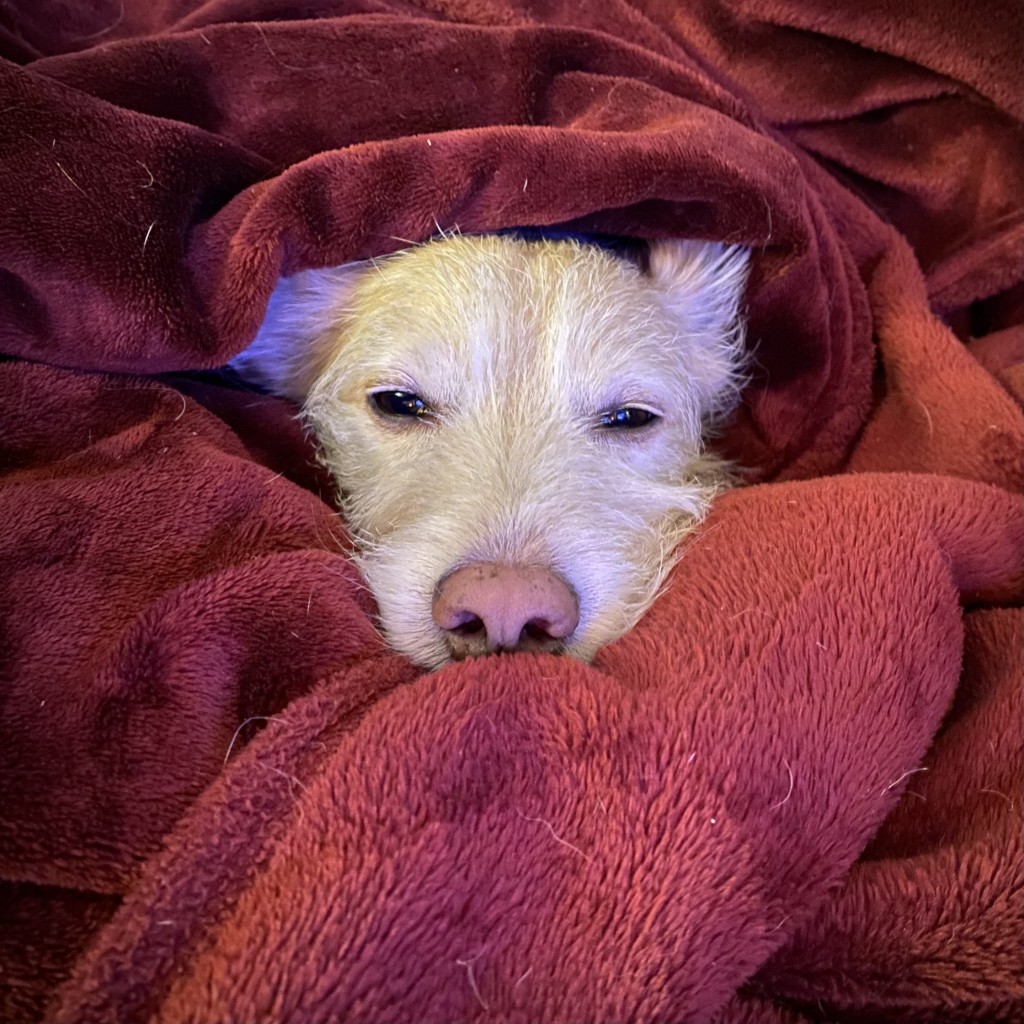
[[0, 2, 1021, 1021]]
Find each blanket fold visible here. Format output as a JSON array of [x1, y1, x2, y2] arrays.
[[1, 2, 1021, 1022], [42, 477, 1024, 1024]]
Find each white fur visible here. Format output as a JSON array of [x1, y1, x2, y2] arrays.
[[231, 234, 750, 668]]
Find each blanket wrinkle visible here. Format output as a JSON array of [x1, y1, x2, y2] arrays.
[[1, 1, 1022, 1023]]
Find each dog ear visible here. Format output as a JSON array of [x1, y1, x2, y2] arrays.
[[229, 262, 371, 403], [646, 239, 751, 420]]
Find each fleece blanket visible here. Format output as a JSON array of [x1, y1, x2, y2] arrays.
[[1, 2, 1022, 1022]]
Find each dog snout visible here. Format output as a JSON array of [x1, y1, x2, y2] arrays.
[[432, 563, 579, 659]]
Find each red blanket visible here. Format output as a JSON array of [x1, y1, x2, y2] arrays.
[[1, 2, 1021, 1022]]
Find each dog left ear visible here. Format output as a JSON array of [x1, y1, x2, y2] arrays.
[[229, 261, 371, 403], [646, 238, 751, 419]]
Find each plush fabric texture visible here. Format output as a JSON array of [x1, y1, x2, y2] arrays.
[[1, 2, 1022, 1022]]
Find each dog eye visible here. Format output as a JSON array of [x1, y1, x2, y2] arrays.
[[371, 390, 431, 418], [599, 407, 660, 430]]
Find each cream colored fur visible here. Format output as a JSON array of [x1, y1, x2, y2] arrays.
[[232, 233, 750, 668]]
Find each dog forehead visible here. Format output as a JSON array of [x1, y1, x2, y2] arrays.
[[350, 236, 680, 387]]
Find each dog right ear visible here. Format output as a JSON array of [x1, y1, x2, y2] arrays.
[[646, 238, 751, 421], [229, 262, 370, 403]]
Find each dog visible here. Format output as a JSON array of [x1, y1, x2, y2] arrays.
[[231, 232, 750, 668]]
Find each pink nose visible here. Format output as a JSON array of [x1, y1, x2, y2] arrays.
[[432, 563, 579, 659]]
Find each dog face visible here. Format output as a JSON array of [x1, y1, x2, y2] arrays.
[[232, 234, 749, 668]]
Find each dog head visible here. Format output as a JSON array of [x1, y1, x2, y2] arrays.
[[232, 233, 749, 667]]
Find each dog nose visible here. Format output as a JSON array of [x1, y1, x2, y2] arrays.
[[432, 563, 579, 659]]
